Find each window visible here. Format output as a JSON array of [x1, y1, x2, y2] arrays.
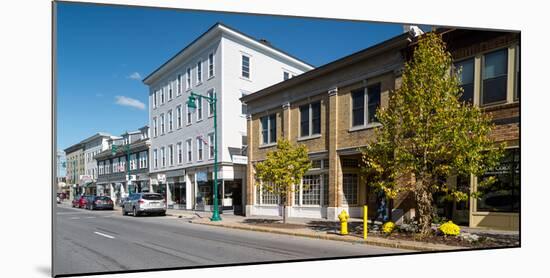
[[351, 83, 381, 127], [177, 74, 182, 96], [197, 137, 204, 161], [342, 174, 358, 205], [260, 114, 276, 145], [322, 174, 329, 206], [153, 149, 158, 169], [207, 89, 214, 117], [515, 46, 520, 101], [477, 148, 520, 212], [455, 58, 474, 103], [186, 67, 191, 89], [241, 93, 248, 115], [105, 161, 110, 174], [139, 151, 147, 169], [153, 90, 158, 108], [160, 147, 165, 167], [482, 48, 508, 105], [160, 86, 165, 104], [300, 101, 321, 137], [208, 133, 214, 159], [197, 60, 202, 83], [168, 82, 173, 100], [168, 110, 173, 132], [160, 113, 165, 134], [197, 97, 203, 121], [177, 142, 183, 164], [176, 105, 182, 128], [241, 55, 250, 79], [297, 175, 321, 205], [186, 105, 192, 125], [130, 154, 137, 170], [186, 139, 192, 162], [168, 145, 174, 166], [208, 52, 214, 78], [256, 182, 279, 205], [283, 71, 290, 80], [152, 117, 158, 137]]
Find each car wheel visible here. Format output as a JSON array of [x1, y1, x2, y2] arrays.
[[133, 207, 139, 217], [159, 211, 166, 216]]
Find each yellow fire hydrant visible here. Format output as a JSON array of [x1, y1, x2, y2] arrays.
[[338, 210, 349, 235]]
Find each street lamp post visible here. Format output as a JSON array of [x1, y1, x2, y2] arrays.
[[73, 159, 77, 199], [187, 91, 221, 221], [112, 142, 133, 196]]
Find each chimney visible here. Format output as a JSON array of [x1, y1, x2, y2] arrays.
[[258, 38, 272, 47]]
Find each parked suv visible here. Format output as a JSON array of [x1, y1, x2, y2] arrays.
[[122, 193, 166, 217]]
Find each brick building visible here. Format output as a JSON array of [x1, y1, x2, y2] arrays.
[[241, 28, 520, 230]]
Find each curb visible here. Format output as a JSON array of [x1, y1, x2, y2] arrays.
[[188, 220, 463, 252]]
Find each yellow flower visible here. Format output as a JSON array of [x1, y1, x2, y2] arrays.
[[382, 221, 396, 234], [439, 221, 460, 236]]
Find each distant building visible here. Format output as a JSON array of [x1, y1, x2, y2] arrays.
[[95, 126, 150, 203], [143, 23, 314, 214], [64, 143, 84, 199]]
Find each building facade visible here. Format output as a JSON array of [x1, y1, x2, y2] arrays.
[[95, 126, 150, 204], [242, 29, 520, 230], [64, 144, 84, 200], [143, 23, 314, 214], [80, 133, 116, 195]]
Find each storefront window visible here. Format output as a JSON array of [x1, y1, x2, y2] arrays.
[[477, 148, 520, 212]]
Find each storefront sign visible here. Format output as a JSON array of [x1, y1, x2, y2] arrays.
[[196, 171, 208, 182], [232, 155, 248, 165], [157, 174, 166, 183]]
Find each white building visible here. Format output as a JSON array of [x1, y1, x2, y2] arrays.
[[143, 23, 314, 214]]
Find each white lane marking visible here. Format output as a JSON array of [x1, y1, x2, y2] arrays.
[[85, 216, 96, 219], [70, 217, 80, 220], [94, 232, 115, 239]]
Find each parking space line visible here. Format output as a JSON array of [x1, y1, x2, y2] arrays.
[[94, 231, 115, 239]]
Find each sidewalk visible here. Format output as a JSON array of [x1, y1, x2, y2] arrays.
[[165, 209, 463, 252]]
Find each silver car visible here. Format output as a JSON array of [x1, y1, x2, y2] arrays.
[[122, 193, 166, 217]]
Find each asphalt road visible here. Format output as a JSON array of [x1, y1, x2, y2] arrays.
[[54, 204, 408, 276]]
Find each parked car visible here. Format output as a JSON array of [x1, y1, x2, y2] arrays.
[[77, 195, 89, 209], [86, 196, 114, 210], [118, 196, 130, 207], [122, 193, 166, 217], [71, 197, 79, 208]]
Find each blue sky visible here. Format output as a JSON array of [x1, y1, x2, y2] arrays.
[[56, 2, 412, 151]]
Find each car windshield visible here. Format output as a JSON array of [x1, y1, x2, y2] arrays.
[[96, 196, 110, 200], [142, 194, 163, 200]]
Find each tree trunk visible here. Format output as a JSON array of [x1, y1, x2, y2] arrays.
[[281, 194, 287, 224], [414, 174, 435, 235]]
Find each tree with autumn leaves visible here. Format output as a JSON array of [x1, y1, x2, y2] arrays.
[[360, 33, 503, 235]]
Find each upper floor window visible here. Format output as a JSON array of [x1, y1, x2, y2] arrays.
[[352, 83, 381, 127], [186, 105, 192, 125], [208, 53, 215, 78], [197, 137, 204, 161], [152, 117, 158, 137], [177, 74, 182, 96], [177, 142, 183, 164], [197, 60, 203, 83], [241, 92, 248, 115], [197, 97, 203, 121], [153, 90, 158, 108], [160, 147, 166, 167], [167, 110, 173, 132], [160, 113, 165, 134], [186, 139, 192, 162], [168, 82, 173, 100], [160, 87, 165, 104], [455, 58, 474, 103], [242, 55, 250, 79], [207, 89, 214, 117], [300, 101, 321, 137], [168, 145, 174, 166], [482, 48, 508, 106], [186, 67, 192, 89], [208, 133, 214, 159], [153, 149, 158, 169], [176, 105, 182, 128], [260, 114, 276, 145]]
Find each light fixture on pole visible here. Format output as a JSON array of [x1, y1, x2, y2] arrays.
[[187, 91, 221, 221]]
